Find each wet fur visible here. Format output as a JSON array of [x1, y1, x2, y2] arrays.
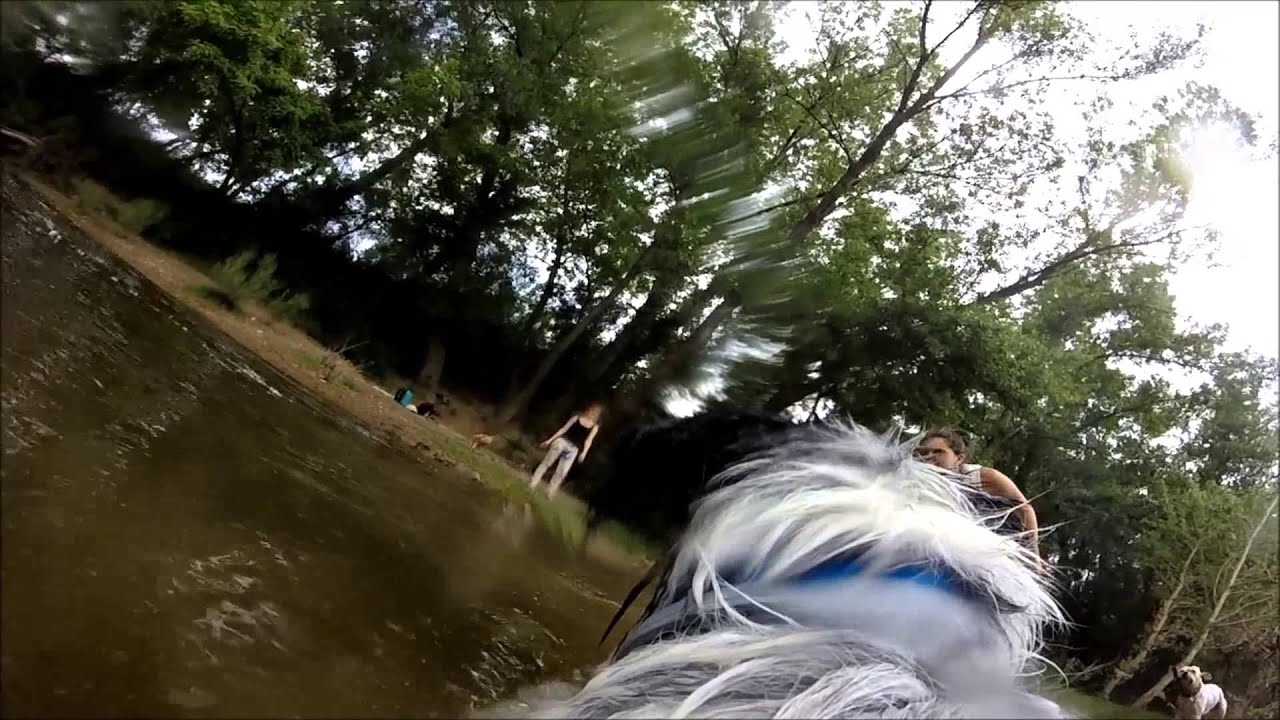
[[513, 419, 1067, 718]]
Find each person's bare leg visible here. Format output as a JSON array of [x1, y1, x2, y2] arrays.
[[531, 441, 562, 488]]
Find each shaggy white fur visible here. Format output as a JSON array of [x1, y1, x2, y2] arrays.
[[511, 422, 1069, 719]]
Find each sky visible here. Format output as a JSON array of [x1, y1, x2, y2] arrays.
[[1073, 1, 1279, 359], [775, 0, 1279, 357]]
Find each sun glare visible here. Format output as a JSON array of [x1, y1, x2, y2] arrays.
[[1172, 122, 1279, 354], [1182, 124, 1268, 241]]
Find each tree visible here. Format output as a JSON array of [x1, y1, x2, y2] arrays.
[[1130, 494, 1279, 709], [131, 0, 334, 197]]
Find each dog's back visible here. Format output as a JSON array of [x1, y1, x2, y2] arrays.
[[526, 419, 1068, 718]]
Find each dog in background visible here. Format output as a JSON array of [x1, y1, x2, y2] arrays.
[[510, 420, 1066, 718], [1171, 665, 1227, 720], [471, 433, 495, 449]]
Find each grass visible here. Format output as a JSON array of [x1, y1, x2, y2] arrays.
[[1051, 688, 1167, 719], [68, 176, 168, 234], [414, 423, 658, 559], [186, 284, 239, 312], [207, 249, 311, 321], [291, 350, 326, 371]]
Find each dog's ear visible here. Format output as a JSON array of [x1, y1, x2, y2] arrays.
[[1170, 665, 1179, 677]]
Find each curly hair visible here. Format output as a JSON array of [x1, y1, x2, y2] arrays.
[[920, 427, 970, 456]]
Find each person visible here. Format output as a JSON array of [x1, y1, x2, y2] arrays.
[[915, 428, 1044, 566], [530, 403, 603, 497]]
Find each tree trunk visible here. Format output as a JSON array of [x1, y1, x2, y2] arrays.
[[496, 244, 656, 425], [517, 230, 568, 349], [416, 336, 446, 399], [414, 116, 521, 391], [586, 272, 686, 390], [1101, 543, 1201, 698], [1131, 497, 1279, 708], [504, 212, 571, 403], [642, 290, 739, 391]]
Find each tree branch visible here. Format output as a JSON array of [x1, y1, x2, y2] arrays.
[[783, 90, 853, 162], [894, 0, 934, 116], [546, 2, 588, 67], [931, 71, 1142, 104], [928, 2, 985, 56], [965, 226, 1181, 307], [734, 192, 825, 224]]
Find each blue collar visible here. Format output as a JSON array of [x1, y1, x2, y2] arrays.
[[791, 553, 964, 596], [612, 552, 998, 660]]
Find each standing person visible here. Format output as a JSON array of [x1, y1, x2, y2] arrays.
[[530, 403, 603, 497], [915, 428, 1044, 566]]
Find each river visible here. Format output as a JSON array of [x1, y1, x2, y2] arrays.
[[0, 174, 635, 717]]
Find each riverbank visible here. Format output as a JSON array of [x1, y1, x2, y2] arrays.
[[15, 169, 655, 571]]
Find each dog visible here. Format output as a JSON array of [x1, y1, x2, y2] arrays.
[[508, 419, 1067, 718], [471, 433, 495, 449], [1171, 665, 1227, 720], [586, 413, 1032, 646]]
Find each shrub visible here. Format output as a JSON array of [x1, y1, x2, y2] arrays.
[[68, 176, 168, 233], [208, 249, 310, 321], [115, 197, 169, 233], [69, 176, 113, 213]]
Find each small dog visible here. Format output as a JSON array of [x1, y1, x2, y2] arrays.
[[509, 420, 1067, 718], [1171, 665, 1227, 720], [471, 433, 495, 449]]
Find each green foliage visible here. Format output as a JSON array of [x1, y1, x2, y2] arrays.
[[208, 249, 310, 320], [132, 0, 333, 196], [69, 177, 169, 232]]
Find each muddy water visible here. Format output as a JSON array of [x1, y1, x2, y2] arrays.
[[0, 176, 634, 717]]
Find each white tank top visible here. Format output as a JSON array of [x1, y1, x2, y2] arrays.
[[958, 463, 983, 487]]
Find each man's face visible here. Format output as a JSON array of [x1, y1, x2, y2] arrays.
[[915, 437, 961, 470]]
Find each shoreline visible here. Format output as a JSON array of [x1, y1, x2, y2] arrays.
[[16, 170, 652, 572]]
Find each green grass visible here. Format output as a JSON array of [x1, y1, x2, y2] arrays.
[[69, 176, 168, 233], [291, 350, 325, 371], [1051, 688, 1166, 719], [207, 249, 311, 321], [186, 284, 239, 312]]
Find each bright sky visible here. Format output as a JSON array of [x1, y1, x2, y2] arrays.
[[1074, 1, 1279, 359], [774, 0, 1279, 358]]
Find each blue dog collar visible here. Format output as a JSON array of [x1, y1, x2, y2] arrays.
[[612, 553, 990, 660], [792, 554, 963, 595]]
